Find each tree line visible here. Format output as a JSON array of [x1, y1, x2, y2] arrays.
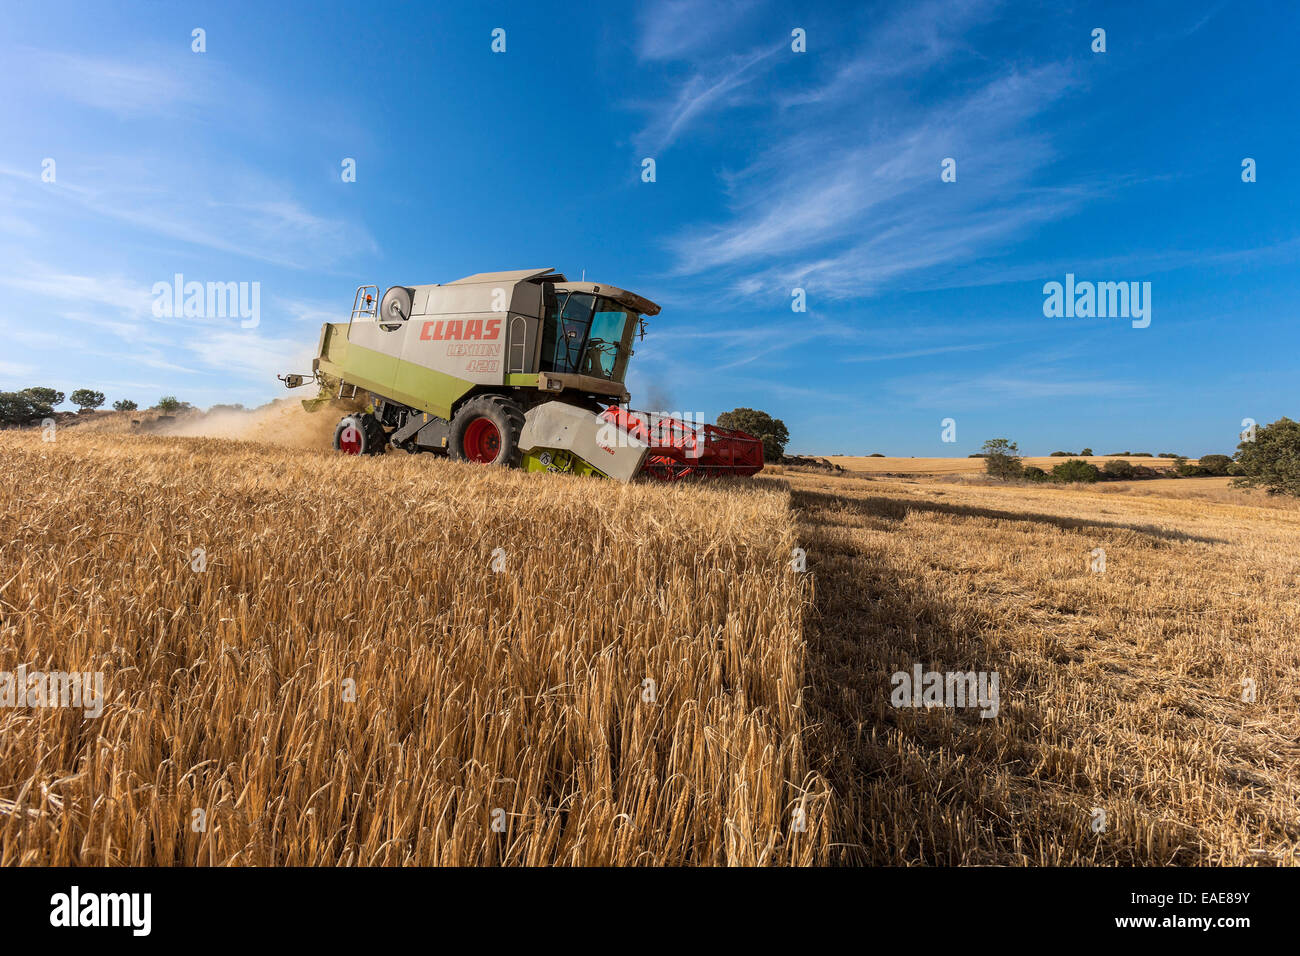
[[0, 387, 192, 425], [980, 420, 1300, 496]]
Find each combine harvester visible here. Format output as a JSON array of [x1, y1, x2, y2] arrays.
[[279, 268, 763, 482]]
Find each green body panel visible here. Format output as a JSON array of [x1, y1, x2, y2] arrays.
[[311, 322, 546, 420], [317, 322, 476, 420], [520, 448, 611, 479], [300, 394, 335, 413]]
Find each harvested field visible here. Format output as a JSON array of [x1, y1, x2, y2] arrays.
[[1093, 476, 1300, 510], [792, 469, 1300, 865]]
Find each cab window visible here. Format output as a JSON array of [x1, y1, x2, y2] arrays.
[[541, 291, 595, 374], [584, 300, 635, 379]]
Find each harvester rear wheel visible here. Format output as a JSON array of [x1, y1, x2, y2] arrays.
[[333, 413, 386, 456], [449, 395, 525, 467]]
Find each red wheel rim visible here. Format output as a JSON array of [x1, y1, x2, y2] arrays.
[[463, 417, 501, 463], [338, 423, 363, 455]]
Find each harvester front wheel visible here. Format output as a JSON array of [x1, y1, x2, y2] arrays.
[[449, 395, 524, 466], [333, 413, 386, 456]]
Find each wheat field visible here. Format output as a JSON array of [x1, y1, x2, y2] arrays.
[[0, 432, 827, 865], [2, 430, 1297, 865]]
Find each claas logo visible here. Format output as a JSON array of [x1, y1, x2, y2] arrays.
[[420, 318, 502, 341]]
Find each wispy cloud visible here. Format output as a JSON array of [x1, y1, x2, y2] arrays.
[[838, 342, 999, 363], [779, 0, 1001, 108], [0, 264, 316, 392], [187, 327, 318, 381], [0, 162, 377, 270], [634, 311, 857, 373], [635, 44, 783, 154], [0, 271, 154, 318], [896, 371, 1146, 407], [0, 357, 36, 379], [636, 0, 763, 61], [879, 338, 1149, 409], [13, 44, 270, 123], [665, 63, 1077, 299], [0, 45, 370, 271], [632, 0, 1088, 304], [30, 49, 196, 117], [275, 295, 348, 325]]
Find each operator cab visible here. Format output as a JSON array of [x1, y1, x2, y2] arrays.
[[539, 281, 658, 383]]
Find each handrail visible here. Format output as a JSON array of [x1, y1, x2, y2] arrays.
[[348, 285, 379, 341]]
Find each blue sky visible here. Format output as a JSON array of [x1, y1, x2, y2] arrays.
[[2, 0, 1296, 455]]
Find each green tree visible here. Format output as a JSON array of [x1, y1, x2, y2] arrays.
[[156, 396, 183, 413], [1080, 447, 1094, 457], [1102, 459, 1135, 480], [1171, 455, 1199, 476], [1232, 417, 1300, 496], [1022, 465, 1049, 482], [1196, 454, 1233, 477], [0, 391, 50, 425], [980, 438, 1023, 480], [70, 389, 105, 413], [1051, 459, 1100, 483], [112, 399, 138, 412], [717, 407, 789, 462], [22, 387, 64, 408]]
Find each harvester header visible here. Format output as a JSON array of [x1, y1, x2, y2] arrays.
[[279, 268, 763, 482]]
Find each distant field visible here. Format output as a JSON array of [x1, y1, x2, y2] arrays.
[[829, 455, 1192, 474]]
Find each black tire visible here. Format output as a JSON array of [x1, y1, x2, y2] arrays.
[[333, 413, 386, 456], [448, 395, 525, 466]]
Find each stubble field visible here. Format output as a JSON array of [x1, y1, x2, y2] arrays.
[[785, 466, 1300, 864], [1, 432, 1296, 865]]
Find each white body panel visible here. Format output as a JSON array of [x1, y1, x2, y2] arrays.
[[519, 401, 649, 483]]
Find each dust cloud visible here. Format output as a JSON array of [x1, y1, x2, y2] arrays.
[[74, 398, 358, 451], [155, 399, 350, 450]]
